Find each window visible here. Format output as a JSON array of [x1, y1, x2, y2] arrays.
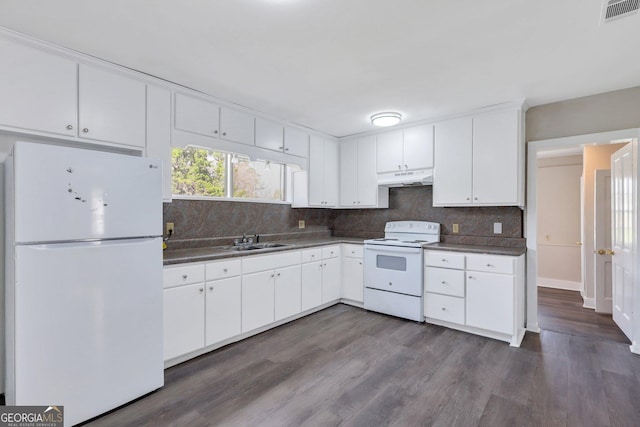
[[171, 146, 286, 202]]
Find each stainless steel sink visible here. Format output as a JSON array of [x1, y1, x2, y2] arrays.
[[227, 242, 290, 251]]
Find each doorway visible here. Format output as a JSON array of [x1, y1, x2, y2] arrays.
[[525, 129, 639, 349]]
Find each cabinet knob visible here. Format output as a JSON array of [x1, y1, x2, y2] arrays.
[[279, 146, 284, 150], [222, 132, 227, 136], [474, 197, 478, 201], [182, 274, 188, 279], [357, 201, 361, 204], [277, 272, 281, 277], [285, 148, 289, 151], [397, 165, 402, 170], [486, 264, 493, 267], [441, 281, 446, 285], [441, 307, 446, 311], [271, 274, 275, 278], [353, 201, 356, 204], [223, 268, 228, 273], [214, 130, 218, 134], [468, 276, 473, 279], [404, 164, 408, 170], [199, 288, 204, 293], [82, 128, 89, 133], [66, 124, 73, 130], [311, 254, 315, 258], [359, 261, 362, 265], [441, 259, 447, 262], [209, 286, 213, 291], [466, 197, 470, 201]]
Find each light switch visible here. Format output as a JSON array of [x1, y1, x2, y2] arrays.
[[298, 220, 305, 229], [452, 224, 459, 233], [493, 222, 502, 234]]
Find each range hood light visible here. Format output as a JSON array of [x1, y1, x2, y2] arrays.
[[371, 112, 402, 127]]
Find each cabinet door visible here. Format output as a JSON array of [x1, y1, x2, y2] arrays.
[[466, 271, 514, 335], [163, 283, 204, 360], [255, 118, 283, 152], [274, 265, 302, 321], [174, 93, 220, 137], [0, 38, 77, 136], [376, 131, 403, 173], [341, 257, 364, 302], [284, 127, 309, 158], [308, 135, 325, 206], [78, 64, 146, 148], [339, 139, 358, 206], [472, 109, 519, 204], [205, 277, 241, 346], [241, 270, 275, 333], [301, 261, 323, 311], [322, 257, 342, 303], [146, 85, 172, 201], [402, 124, 434, 170], [323, 139, 339, 207], [357, 136, 378, 206], [433, 117, 473, 205], [220, 107, 254, 145]]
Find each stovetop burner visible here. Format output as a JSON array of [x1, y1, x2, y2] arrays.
[[364, 221, 440, 248]]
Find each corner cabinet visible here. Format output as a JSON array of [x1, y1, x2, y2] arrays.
[[339, 136, 389, 208], [433, 108, 524, 207], [424, 250, 525, 346]]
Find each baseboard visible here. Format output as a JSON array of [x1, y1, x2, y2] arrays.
[[537, 277, 582, 291], [582, 297, 595, 309], [630, 341, 640, 355]]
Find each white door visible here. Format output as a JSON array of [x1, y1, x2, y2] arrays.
[[274, 265, 302, 321], [339, 139, 358, 206], [376, 131, 403, 173], [255, 117, 283, 151], [323, 139, 339, 207], [241, 270, 275, 333], [594, 169, 613, 313], [308, 135, 325, 206], [611, 144, 634, 338], [357, 136, 378, 206], [164, 283, 205, 360], [205, 276, 241, 346], [284, 127, 309, 158], [433, 117, 473, 205], [402, 124, 434, 171], [322, 257, 342, 303], [221, 107, 255, 146], [301, 261, 323, 311], [174, 93, 220, 137]]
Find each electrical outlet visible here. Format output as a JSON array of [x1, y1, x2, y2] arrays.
[[166, 222, 175, 235], [298, 220, 305, 229], [452, 224, 459, 233], [493, 222, 503, 234]]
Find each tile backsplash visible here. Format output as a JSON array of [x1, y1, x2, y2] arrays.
[[163, 187, 524, 249]]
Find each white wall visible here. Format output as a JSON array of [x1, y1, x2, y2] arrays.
[[536, 154, 582, 290]]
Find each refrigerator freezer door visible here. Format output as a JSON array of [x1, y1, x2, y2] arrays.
[[7, 238, 164, 426], [12, 141, 161, 243]]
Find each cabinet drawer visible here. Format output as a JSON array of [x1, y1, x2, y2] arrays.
[[322, 245, 341, 259], [424, 251, 465, 270], [425, 293, 465, 325], [300, 248, 322, 263], [342, 244, 363, 258], [466, 254, 514, 275], [425, 267, 465, 297], [205, 259, 242, 280], [163, 264, 205, 288], [242, 250, 301, 274]]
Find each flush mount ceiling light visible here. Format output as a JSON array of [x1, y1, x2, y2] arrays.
[[371, 112, 403, 127]]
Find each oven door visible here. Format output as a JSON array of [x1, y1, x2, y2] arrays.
[[363, 245, 423, 296]]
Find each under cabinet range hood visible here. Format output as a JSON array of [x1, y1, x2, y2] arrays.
[[377, 169, 433, 187]]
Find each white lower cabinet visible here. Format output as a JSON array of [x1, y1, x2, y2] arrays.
[[321, 246, 342, 303], [163, 282, 205, 361], [274, 265, 302, 321], [424, 250, 525, 346], [205, 276, 241, 346], [341, 244, 364, 304], [301, 248, 323, 311], [241, 270, 276, 333]]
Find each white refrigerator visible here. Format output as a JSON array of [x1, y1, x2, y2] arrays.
[[5, 141, 164, 426]]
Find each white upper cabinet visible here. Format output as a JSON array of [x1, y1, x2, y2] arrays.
[[174, 93, 220, 137], [284, 126, 309, 158], [220, 107, 254, 145], [255, 118, 283, 151], [433, 108, 523, 207], [376, 125, 434, 173], [308, 135, 338, 207], [78, 64, 146, 148], [0, 38, 77, 137], [146, 85, 172, 202], [339, 136, 388, 208]]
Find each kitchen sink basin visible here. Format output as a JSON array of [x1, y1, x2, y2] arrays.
[[227, 242, 290, 251]]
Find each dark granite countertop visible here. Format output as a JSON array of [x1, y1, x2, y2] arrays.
[[163, 237, 364, 265], [422, 243, 526, 257]]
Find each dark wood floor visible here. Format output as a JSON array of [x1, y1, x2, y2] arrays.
[[85, 301, 640, 427], [538, 287, 630, 344]]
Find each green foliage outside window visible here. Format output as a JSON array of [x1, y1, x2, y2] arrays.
[[172, 147, 225, 196]]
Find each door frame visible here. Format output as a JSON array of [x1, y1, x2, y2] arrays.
[[525, 128, 640, 353]]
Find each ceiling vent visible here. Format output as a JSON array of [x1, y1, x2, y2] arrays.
[[602, 0, 640, 23]]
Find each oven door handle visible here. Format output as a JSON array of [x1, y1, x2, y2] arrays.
[[364, 245, 421, 254]]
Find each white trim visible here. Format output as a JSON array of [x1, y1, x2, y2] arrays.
[[631, 341, 640, 355], [582, 297, 596, 309], [525, 128, 640, 344], [537, 278, 582, 291]]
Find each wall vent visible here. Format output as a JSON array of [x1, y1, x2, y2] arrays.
[[602, 0, 640, 23]]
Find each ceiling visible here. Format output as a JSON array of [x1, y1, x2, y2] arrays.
[[1, 0, 639, 137]]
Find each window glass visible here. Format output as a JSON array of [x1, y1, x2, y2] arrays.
[[171, 147, 226, 197], [232, 156, 284, 201]]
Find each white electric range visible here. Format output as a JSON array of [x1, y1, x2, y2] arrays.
[[363, 221, 441, 321]]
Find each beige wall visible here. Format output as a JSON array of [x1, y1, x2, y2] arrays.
[[537, 155, 582, 287], [526, 86, 640, 142]]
